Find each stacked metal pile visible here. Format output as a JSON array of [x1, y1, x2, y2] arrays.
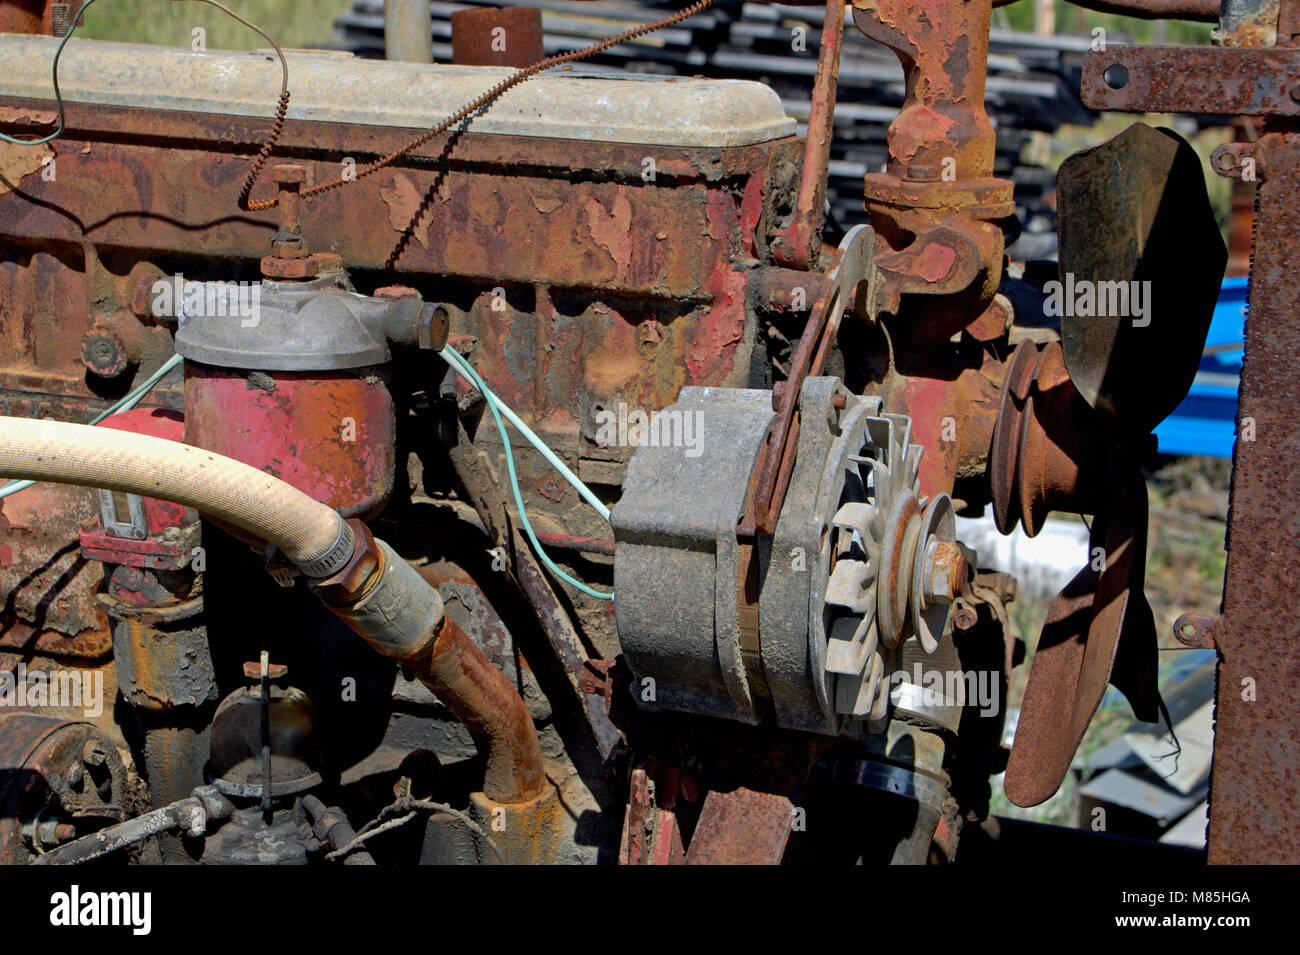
[[333, 1, 1099, 254]]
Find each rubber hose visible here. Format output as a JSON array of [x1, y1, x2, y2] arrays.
[[0, 416, 349, 574]]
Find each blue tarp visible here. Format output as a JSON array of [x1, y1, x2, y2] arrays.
[[1151, 277, 1247, 459]]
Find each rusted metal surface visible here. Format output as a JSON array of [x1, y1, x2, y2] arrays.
[[105, 595, 212, 712], [79, 408, 201, 573], [872, 346, 1005, 498], [1065, 0, 1220, 20], [0, 482, 110, 658], [415, 559, 553, 724], [1003, 457, 1157, 808], [771, 0, 844, 271], [1055, 122, 1226, 431], [739, 226, 873, 540], [1173, 612, 1220, 652], [997, 338, 1161, 805], [0, 95, 797, 567], [852, 0, 1013, 321], [1207, 126, 1300, 863], [451, 7, 546, 67], [619, 766, 686, 864], [1216, 0, 1281, 45], [1082, 46, 1300, 115], [107, 596, 213, 860], [0, 712, 129, 864], [421, 614, 546, 805], [684, 738, 822, 864], [533, 531, 614, 556], [0, 0, 54, 34], [990, 118, 1224, 807], [184, 366, 396, 518], [989, 342, 1097, 536]]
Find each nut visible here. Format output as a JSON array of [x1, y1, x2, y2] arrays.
[[923, 540, 968, 605]]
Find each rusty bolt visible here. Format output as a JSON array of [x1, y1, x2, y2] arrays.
[[129, 263, 168, 319], [81, 325, 131, 377], [1289, 82, 1300, 104], [923, 540, 968, 605], [952, 601, 978, 631], [902, 163, 941, 183], [269, 164, 308, 260], [80, 316, 141, 378], [272, 164, 307, 186], [81, 740, 108, 768]]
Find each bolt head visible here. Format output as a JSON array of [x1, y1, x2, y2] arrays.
[[901, 163, 941, 183], [81, 740, 108, 767], [80, 324, 131, 378], [924, 540, 967, 605], [272, 164, 307, 185]]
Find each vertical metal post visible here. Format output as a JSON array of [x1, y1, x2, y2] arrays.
[[385, 0, 434, 64]]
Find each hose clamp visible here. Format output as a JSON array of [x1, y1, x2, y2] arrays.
[[295, 516, 356, 579]]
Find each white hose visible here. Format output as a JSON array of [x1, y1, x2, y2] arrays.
[[0, 416, 349, 574]]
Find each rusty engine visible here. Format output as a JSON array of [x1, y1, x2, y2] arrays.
[[0, 0, 1291, 866]]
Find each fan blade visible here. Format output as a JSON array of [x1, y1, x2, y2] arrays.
[[826, 559, 873, 612], [1003, 451, 1159, 807], [1056, 122, 1226, 435]]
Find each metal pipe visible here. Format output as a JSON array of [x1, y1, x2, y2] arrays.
[[302, 795, 375, 864], [772, 0, 845, 270], [1059, 0, 1220, 21], [32, 787, 233, 865], [319, 522, 546, 805], [534, 531, 615, 557], [421, 615, 546, 804], [385, 0, 434, 64]]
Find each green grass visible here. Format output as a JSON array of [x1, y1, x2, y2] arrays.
[[72, 0, 351, 51], [75, 0, 1216, 53]]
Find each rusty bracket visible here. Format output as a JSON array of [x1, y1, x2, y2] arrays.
[[1082, 46, 1300, 114], [772, 0, 846, 271], [619, 766, 686, 865], [1212, 140, 1266, 180], [1173, 611, 1221, 652], [738, 224, 876, 540]]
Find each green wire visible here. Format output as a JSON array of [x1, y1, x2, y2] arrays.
[[0, 0, 100, 146], [440, 347, 614, 602]]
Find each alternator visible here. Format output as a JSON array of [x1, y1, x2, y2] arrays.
[[612, 377, 964, 736]]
